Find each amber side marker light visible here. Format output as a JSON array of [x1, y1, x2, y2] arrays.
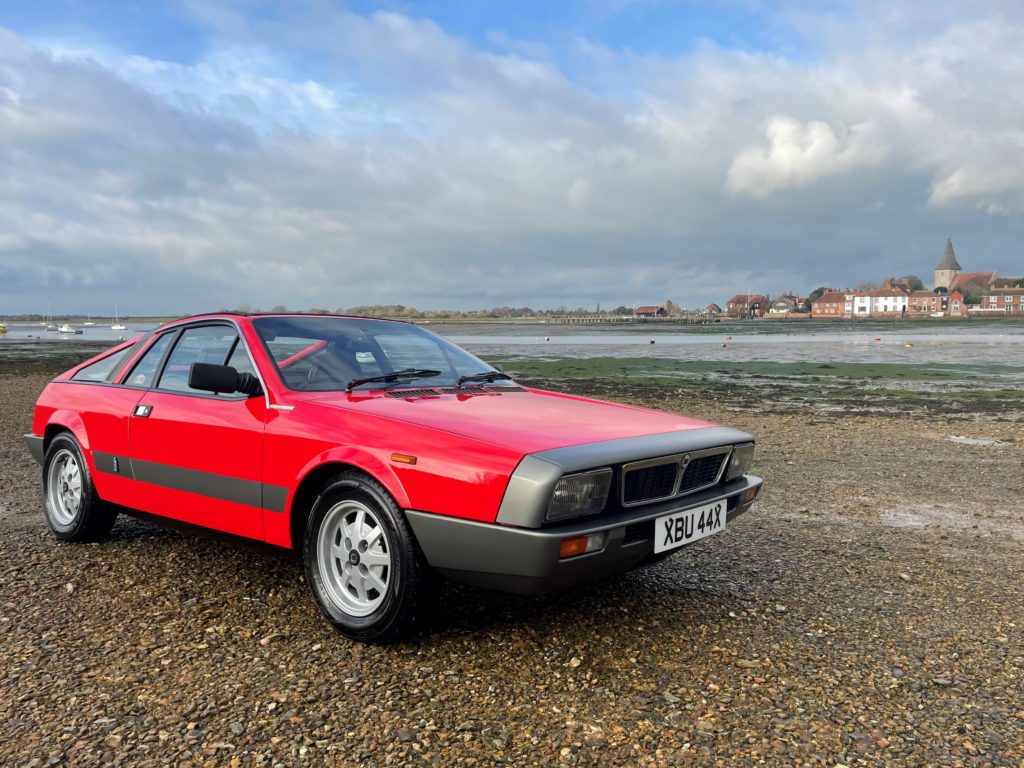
[[744, 486, 760, 504], [390, 453, 418, 465], [559, 533, 605, 559]]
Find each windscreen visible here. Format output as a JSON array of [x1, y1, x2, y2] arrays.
[[252, 316, 499, 391]]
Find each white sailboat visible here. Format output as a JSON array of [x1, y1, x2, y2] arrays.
[[111, 305, 127, 331], [83, 313, 96, 326], [43, 298, 57, 330]]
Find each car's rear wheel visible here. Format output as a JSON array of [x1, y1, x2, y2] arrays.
[[42, 433, 118, 541], [303, 471, 438, 643]]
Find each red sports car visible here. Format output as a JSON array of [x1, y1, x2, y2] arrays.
[[26, 313, 762, 642]]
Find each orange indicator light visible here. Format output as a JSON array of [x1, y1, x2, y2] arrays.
[[390, 453, 418, 465], [559, 536, 588, 558], [558, 533, 605, 559]]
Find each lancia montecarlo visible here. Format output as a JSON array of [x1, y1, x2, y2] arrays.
[[26, 313, 762, 642]]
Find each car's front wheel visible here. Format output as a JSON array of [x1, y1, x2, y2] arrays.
[[42, 433, 118, 541], [303, 471, 438, 643]]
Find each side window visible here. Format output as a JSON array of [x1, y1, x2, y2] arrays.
[[71, 347, 133, 383], [157, 326, 239, 393], [226, 340, 256, 377], [125, 333, 175, 388]]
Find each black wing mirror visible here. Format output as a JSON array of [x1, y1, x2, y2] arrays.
[[189, 362, 262, 396]]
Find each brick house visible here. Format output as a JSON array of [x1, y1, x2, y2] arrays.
[[725, 294, 768, 318], [977, 288, 1024, 316], [811, 291, 850, 318], [634, 305, 667, 318], [909, 290, 965, 316]]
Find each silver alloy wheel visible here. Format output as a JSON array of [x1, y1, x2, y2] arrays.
[[317, 499, 392, 617], [46, 448, 83, 527]]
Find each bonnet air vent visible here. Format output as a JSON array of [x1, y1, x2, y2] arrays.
[[385, 389, 441, 398], [434, 386, 527, 395], [384, 386, 527, 399]]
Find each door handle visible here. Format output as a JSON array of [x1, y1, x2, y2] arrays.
[[133, 404, 153, 417]]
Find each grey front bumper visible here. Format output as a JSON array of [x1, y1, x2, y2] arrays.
[[405, 474, 762, 595], [25, 434, 44, 466]]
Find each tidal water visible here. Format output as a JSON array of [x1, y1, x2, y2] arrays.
[[443, 325, 1024, 367]]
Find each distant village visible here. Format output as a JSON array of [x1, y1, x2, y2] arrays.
[[660, 238, 1024, 321]]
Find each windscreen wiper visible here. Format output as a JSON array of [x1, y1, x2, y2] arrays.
[[346, 369, 442, 392], [456, 371, 514, 388]]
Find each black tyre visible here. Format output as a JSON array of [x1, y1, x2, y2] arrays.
[[303, 470, 438, 643], [42, 433, 118, 541]]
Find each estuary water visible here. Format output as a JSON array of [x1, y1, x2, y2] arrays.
[[443, 324, 1024, 367], [3, 320, 1022, 369]]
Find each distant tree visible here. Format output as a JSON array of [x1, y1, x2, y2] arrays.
[[805, 287, 828, 311], [898, 274, 924, 291], [854, 281, 880, 292], [237, 303, 252, 313], [664, 299, 681, 315], [611, 305, 630, 316], [271, 304, 287, 313]]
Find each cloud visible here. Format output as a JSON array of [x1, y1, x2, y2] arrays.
[[2, 2, 1024, 315], [726, 116, 885, 197]]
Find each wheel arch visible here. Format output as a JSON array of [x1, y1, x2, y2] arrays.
[[287, 455, 411, 552], [43, 412, 90, 453]]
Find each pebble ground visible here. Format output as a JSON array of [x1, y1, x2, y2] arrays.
[[2, 369, 1022, 767]]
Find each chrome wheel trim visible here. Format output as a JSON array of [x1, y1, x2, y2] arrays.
[[46, 448, 83, 527], [317, 499, 392, 618]]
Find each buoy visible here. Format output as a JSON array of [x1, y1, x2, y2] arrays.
[[650, 340, 655, 344], [874, 337, 881, 342], [722, 343, 727, 348], [904, 343, 913, 348], [544, 336, 550, 341], [725, 335, 732, 340]]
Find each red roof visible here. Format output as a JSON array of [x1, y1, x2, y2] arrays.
[[814, 291, 847, 304], [634, 305, 663, 314], [950, 272, 997, 292]]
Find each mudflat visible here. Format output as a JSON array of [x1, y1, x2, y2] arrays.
[[2, 354, 1022, 767]]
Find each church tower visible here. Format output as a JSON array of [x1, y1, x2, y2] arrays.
[[934, 238, 962, 290]]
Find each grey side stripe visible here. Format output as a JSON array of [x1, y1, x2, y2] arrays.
[[93, 451, 287, 513]]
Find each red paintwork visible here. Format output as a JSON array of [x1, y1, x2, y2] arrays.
[[31, 313, 721, 550]]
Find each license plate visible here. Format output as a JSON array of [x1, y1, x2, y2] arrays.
[[654, 500, 726, 553]]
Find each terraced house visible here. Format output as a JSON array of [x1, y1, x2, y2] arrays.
[[908, 290, 966, 317], [978, 287, 1024, 316]]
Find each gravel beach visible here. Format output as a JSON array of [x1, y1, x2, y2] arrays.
[[2, 362, 1023, 767]]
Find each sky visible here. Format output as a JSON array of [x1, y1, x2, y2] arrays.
[[1, 0, 1022, 315]]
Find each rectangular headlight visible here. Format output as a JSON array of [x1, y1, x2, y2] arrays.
[[726, 443, 755, 481], [546, 468, 613, 522]]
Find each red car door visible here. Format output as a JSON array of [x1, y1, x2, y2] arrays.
[[125, 324, 269, 540]]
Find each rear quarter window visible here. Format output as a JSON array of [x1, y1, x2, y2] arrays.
[[70, 346, 136, 383]]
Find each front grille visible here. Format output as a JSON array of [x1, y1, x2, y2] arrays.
[[620, 448, 732, 507], [680, 453, 727, 493], [623, 462, 679, 505]]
